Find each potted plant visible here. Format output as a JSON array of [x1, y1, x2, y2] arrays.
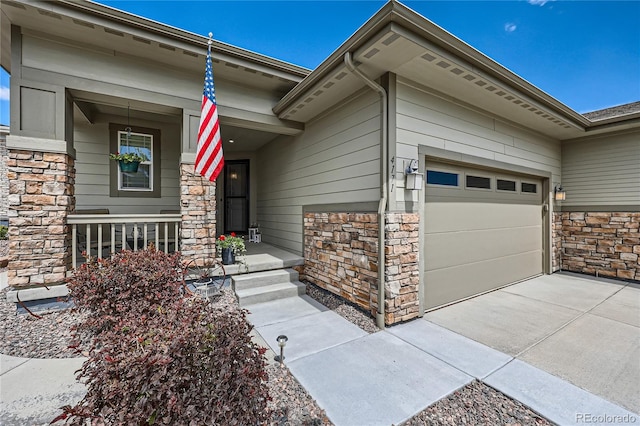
[[109, 151, 148, 173], [215, 232, 246, 265]]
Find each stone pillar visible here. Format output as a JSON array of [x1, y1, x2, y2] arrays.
[[7, 149, 75, 288], [552, 212, 563, 272], [384, 213, 420, 325], [179, 164, 217, 265]]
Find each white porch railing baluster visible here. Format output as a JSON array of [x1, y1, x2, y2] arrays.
[[67, 213, 181, 267], [72, 224, 77, 269], [97, 224, 103, 259]]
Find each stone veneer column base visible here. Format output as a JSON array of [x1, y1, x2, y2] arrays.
[[7, 149, 75, 288], [384, 213, 420, 325], [179, 164, 217, 266], [303, 211, 421, 326], [560, 212, 639, 281]]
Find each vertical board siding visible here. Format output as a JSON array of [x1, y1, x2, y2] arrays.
[[394, 79, 561, 207], [562, 131, 640, 206], [257, 91, 381, 254], [74, 118, 181, 213]]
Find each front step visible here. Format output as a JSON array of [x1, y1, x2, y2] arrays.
[[233, 268, 305, 306]]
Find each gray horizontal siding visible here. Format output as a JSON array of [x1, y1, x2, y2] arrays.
[[74, 117, 181, 214], [562, 131, 640, 207], [394, 78, 561, 209], [257, 91, 381, 254]]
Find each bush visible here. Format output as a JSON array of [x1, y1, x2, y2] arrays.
[[58, 248, 271, 425], [67, 249, 184, 333], [0, 225, 7, 240]]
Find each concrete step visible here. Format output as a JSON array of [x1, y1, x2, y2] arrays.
[[236, 281, 306, 306], [232, 268, 299, 291]]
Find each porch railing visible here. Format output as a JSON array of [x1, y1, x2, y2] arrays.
[[67, 213, 181, 269]]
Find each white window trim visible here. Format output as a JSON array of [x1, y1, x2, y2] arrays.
[[117, 130, 154, 192]]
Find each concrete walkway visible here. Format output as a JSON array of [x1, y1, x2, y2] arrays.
[[248, 273, 639, 425], [1, 272, 638, 425]]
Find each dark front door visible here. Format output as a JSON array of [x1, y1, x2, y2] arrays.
[[224, 160, 249, 234]]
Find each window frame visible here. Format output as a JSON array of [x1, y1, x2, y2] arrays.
[[109, 123, 161, 198]]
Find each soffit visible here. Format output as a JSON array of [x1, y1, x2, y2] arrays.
[[0, 0, 306, 94], [278, 23, 585, 139]]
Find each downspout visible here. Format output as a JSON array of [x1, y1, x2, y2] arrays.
[[344, 52, 387, 329]]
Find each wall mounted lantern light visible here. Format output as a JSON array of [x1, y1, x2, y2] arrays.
[[405, 159, 423, 191], [554, 184, 566, 201]]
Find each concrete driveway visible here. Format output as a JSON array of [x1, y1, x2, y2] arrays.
[[423, 272, 640, 414]]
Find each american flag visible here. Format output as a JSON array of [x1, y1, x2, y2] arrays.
[[195, 39, 224, 182]]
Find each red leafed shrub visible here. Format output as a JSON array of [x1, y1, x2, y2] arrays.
[[58, 249, 270, 425], [67, 249, 184, 333]]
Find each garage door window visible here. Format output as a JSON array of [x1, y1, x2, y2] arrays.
[[466, 175, 491, 189], [521, 182, 537, 193], [426, 170, 459, 186], [497, 179, 516, 192]]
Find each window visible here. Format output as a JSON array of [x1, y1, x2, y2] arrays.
[[426, 170, 458, 186], [521, 182, 537, 194], [117, 131, 153, 191], [466, 175, 491, 189], [109, 124, 161, 198], [497, 179, 516, 192]]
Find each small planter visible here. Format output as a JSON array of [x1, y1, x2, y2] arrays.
[[221, 247, 235, 265], [119, 160, 140, 173]]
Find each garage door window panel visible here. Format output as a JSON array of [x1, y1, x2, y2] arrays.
[[465, 174, 492, 190], [427, 170, 459, 187], [497, 179, 517, 192]]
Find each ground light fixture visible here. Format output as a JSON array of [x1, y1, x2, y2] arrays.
[[554, 184, 566, 201], [274, 334, 288, 364]]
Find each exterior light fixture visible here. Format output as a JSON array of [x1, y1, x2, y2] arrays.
[[405, 159, 423, 190], [274, 334, 288, 364], [554, 184, 566, 201], [229, 171, 238, 180]]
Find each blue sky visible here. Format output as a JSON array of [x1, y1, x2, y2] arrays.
[[1, 0, 639, 126]]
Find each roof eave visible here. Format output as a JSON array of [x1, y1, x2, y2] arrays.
[[52, 0, 311, 78], [274, 0, 591, 130]]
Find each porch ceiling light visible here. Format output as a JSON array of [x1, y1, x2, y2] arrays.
[[554, 184, 566, 201]]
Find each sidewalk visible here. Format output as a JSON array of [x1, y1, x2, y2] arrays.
[[248, 290, 638, 426]]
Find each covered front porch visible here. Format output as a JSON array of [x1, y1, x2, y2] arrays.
[[3, 0, 308, 289]]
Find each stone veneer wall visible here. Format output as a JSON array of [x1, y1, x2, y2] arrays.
[[303, 211, 420, 326], [560, 212, 639, 281], [7, 150, 76, 288], [552, 212, 562, 272], [384, 213, 420, 324], [304, 212, 379, 315], [179, 164, 217, 265], [0, 134, 8, 220]]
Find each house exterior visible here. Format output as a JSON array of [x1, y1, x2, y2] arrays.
[[2, 0, 638, 326]]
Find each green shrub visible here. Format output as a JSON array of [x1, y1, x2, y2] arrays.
[[0, 225, 7, 240], [58, 248, 270, 425]]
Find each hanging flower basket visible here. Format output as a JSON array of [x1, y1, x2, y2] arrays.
[[118, 160, 140, 173]]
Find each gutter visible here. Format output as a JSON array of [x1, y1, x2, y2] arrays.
[[344, 52, 387, 329]]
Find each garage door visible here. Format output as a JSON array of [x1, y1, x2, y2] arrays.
[[424, 162, 544, 310]]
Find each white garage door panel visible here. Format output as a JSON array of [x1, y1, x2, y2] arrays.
[[425, 223, 542, 271], [423, 162, 544, 310], [425, 202, 541, 234], [425, 250, 541, 309]]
